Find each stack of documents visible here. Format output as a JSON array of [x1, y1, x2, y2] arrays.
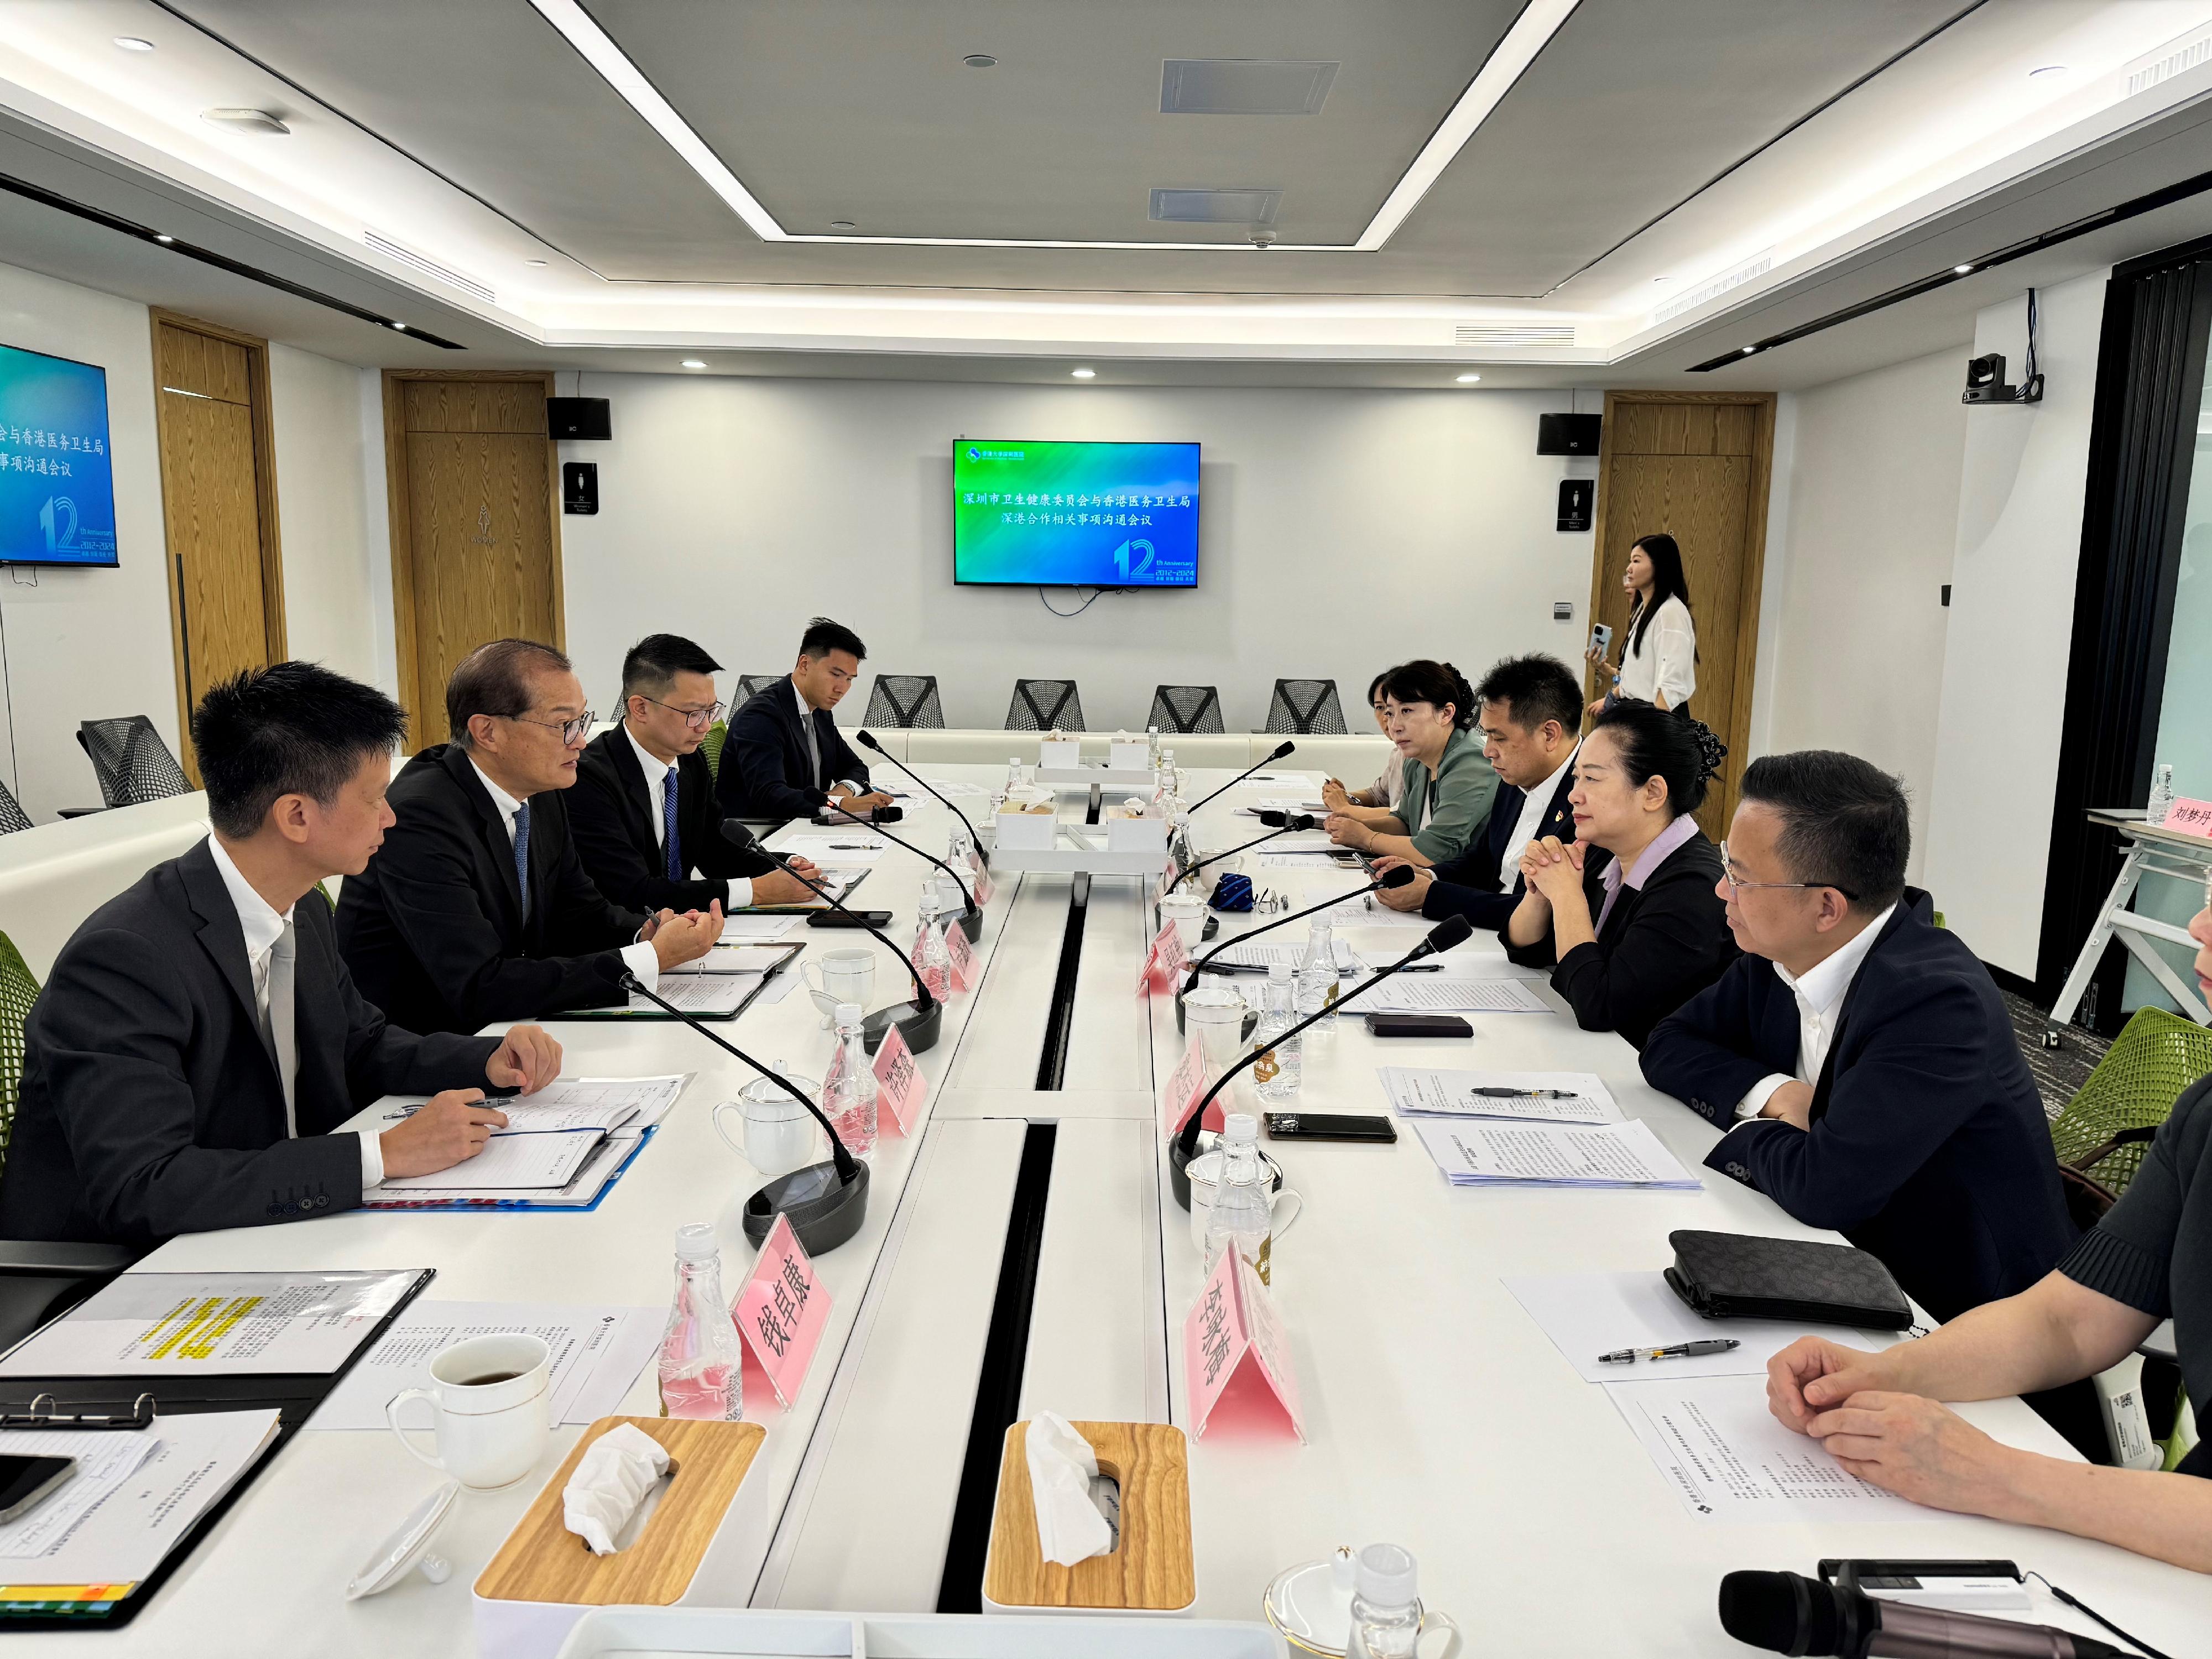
[[1207, 938, 1365, 973], [1379, 1067, 1624, 1124], [581, 943, 799, 1015], [1411, 1117, 1701, 1190], [1234, 796, 1328, 818], [363, 1075, 687, 1210], [1362, 976, 1548, 1014]]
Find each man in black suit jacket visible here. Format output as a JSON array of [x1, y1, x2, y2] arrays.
[[0, 663, 563, 1245], [337, 639, 724, 1037], [572, 633, 824, 912], [715, 616, 892, 823], [1640, 751, 2074, 1323], [1371, 654, 1583, 930]]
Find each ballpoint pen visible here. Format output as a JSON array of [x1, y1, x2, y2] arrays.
[[1470, 1086, 1576, 1099], [1598, 1339, 1741, 1364]]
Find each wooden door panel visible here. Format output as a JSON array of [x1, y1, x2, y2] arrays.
[[404, 380, 547, 436], [158, 392, 265, 738], [155, 324, 250, 405]]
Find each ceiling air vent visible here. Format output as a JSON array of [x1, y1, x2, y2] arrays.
[[1652, 249, 1773, 325], [1149, 188, 1282, 225], [1161, 60, 1338, 115], [1453, 323, 1575, 347], [2126, 28, 2212, 98], [363, 231, 497, 305]]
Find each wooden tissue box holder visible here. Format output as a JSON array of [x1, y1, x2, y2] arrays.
[[982, 1420, 1194, 1614], [473, 1415, 765, 1659]]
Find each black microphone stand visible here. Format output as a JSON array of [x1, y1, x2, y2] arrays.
[[822, 800, 983, 944], [721, 821, 942, 1057], [855, 729, 975, 832], [1178, 863, 1417, 1006], [1178, 739, 1297, 819], [1168, 916, 1474, 1210], [620, 973, 870, 1254]]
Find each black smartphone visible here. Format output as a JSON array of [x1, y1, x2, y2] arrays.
[[807, 910, 895, 928], [1364, 1013, 1474, 1038], [1264, 1112, 1398, 1144], [0, 1455, 76, 1524]]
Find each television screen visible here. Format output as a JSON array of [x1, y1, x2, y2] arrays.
[[954, 439, 1198, 587], [0, 341, 118, 568]]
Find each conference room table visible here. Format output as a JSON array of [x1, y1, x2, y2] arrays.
[[19, 765, 2211, 1656]]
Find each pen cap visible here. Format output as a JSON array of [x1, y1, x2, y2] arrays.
[[1355, 1542, 1418, 1607]]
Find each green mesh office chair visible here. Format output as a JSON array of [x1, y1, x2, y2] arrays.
[[701, 719, 728, 779], [0, 932, 139, 1352], [2050, 1006, 2212, 1209]]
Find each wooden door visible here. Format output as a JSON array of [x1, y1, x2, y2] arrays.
[[1588, 394, 1775, 841], [385, 376, 561, 745], [153, 317, 285, 785]]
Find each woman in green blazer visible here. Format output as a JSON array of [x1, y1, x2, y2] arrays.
[[1324, 660, 1496, 867]]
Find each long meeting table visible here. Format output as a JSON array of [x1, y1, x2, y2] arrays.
[[13, 764, 2210, 1655]]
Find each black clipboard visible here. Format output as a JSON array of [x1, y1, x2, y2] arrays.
[[0, 1265, 437, 1630]]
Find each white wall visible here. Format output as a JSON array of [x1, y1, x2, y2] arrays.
[[1764, 347, 1969, 883], [556, 377, 1598, 732], [268, 344, 381, 688]]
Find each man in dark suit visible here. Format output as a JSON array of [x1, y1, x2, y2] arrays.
[[1641, 750, 2075, 1324], [572, 633, 824, 912], [337, 639, 723, 1037], [714, 616, 893, 823], [0, 663, 564, 1245], [1371, 654, 1583, 930]]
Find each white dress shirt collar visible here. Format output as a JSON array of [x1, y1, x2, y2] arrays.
[[1506, 742, 1578, 862], [469, 757, 526, 845], [206, 833, 292, 963], [1772, 902, 1897, 1021], [626, 725, 677, 848]]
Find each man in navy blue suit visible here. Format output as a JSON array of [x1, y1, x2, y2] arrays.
[[1640, 751, 2074, 1324], [1374, 655, 1583, 931], [715, 617, 894, 823]]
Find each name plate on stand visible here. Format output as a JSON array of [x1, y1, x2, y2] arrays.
[[732, 1213, 830, 1408], [872, 1025, 925, 1134], [1185, 1250, 1304, 1441]]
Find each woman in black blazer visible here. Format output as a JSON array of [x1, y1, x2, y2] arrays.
[[1503, 700, 1736, 1046]]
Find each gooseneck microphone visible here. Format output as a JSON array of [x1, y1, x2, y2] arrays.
[[1717, 1572, 2127, 1659], [822, 799, 979, 940], [1181, 864, 1417, 994], [619, 972, 869, 1254], [855, 729, 973, 830], [1166, 815, 1316, 894], [1180, 739, 1297, 818]]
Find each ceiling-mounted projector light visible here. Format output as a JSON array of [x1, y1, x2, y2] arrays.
[[202, 107, 290, 134], [1456, 373, 1481, 383], [1071, 368, 1096, 379]]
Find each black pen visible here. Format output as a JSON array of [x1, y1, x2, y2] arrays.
[[1470, 1086, 1576, 1099]]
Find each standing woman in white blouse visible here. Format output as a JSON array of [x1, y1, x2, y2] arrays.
[[1588, 531, 1698, 717]]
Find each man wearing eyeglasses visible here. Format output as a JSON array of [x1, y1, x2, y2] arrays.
[[1641, 750, 2075, 1331], [337, 638, 724, 1036], [571, 634, 824, 914]]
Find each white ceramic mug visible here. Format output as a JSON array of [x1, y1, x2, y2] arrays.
[[1186, 1150, 1303, 1256], [713, 1092, 818, 1178], [1161, 891, 1207, 947], [805, 950, 875, 1024], [387, 1333, 551, 1491]]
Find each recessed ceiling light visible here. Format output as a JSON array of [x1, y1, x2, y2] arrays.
[[389, 321, 407, 331], [1455, 373, 1481, 383], [201, 107, 291, 135], [153, 233, 174, 244], [1953, 264, 1974, 274], [1740, 345, 1756, 354], [2029, 64, 2068, 79], [524, 258, 548, 267], [681, 359, 707, 369], [113, 36, 155, 51], [830, 220, 856, 231], [1071, 368, 1096, 379], [963, 54, 997, 68]]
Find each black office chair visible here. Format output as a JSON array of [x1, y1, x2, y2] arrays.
[[1150, 685, 1224, 734], [76, 717, 192, 808], [0, 778, 30, 836], [1265, 679, 1349, 735], [1006, 679, 1086, 732], [734, 673, 784, 704], [863, 675, 946, 729]]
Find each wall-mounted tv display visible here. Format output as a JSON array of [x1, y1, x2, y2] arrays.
[[954, 439, 1198, 587], [0, 341, 117, 568]]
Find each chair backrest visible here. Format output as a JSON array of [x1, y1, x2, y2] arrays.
[[1149, 685, 1224, 734], [735, 674, 784, 704], [76, 717, 191, 808], [0, 776, 30, 835], [1006, 679, 1086, 732], [701, 719, 728, 779], [864, 675, 946, 730], [2050, 1006, 2212, 1201], [0, 931, 38, 1170], [1265, 678, 1348, 735]]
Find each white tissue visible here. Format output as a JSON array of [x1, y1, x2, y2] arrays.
[[562, 1423, 670, 1556], [1025, 1411, 1113, 1567]]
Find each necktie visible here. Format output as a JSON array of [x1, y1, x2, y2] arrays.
[[260, 917, 298, 1136], [513, 801, 531, 921], [663, 770, 682, 880], [802, 707, 823, 789]]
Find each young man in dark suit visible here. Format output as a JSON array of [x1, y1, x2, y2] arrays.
[[0, 663, 564, 1245], [714, 617, 894, 823], [336, 639, 723, 1036], [571, 633, 823, 912], [1371, 654, 1583, 930], [1640, 751, 2075, 1324]]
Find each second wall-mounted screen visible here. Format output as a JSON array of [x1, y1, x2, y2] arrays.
[[954, 439, 1198, 587]]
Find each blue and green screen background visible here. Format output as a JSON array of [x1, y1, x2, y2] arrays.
[[954, 440, 1198, 586], [0, 341, 117, 567]]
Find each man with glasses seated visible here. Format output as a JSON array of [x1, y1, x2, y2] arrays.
[[571, 634, 825, 914], [1641, 750, 2075, 1328], [337, 639, 723, 1036]]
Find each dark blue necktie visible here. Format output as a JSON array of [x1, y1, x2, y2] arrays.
[[662, 770, 682, 880], [512, 801, 531, 920]]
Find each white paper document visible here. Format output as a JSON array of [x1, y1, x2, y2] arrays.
[[583, 973, 761, 1017], [670, 941, 800, 972], [0, 1270, 424, 1378], [311, 1301, 661, 1431], [1412, 1117, 1701, 1190], [0, 1408, 280, 1583], [1504, 1270, 1893, 1384], [1235, 797, 1328, 818], [0, 1430, 160, 1559], [921, 777, 991, 797], [1259, 849, 1360, 868], [1379, 1067, 1623, 1124], [1608, 1375, 1931, 1522], [1364, 976, 1549, 1014], [367, 1128, 641, 1208], [718, 913, 806, 940], [370, 1074, 688, 1138], [378, 1128, 604, 1191], [1209, 939, 1364, 971]]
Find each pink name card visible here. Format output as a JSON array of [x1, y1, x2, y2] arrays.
[[1136, 919, 1190, 995], [872, 1022, 925, 1135], [1156, 857, 1181, 904], [972, 861, 995, 906], [1160, 1030, 1206, 1134], [1185, 1248, 1305, 1441], [2162, 797, 2212, 839], [946, 920, 977, 993], [732, 1212, 831, 1408]]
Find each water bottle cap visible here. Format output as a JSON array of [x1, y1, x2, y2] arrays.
[[1268, 962, 1292, 981], [834, 1001, 864, 1023], [674, 1220, 719, 1259], [1355, 1542, 1417, 1606], [1223, 1112, 1259, 1146]]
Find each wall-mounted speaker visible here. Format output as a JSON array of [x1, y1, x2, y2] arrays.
[[562, 461, 599, 514], [547, 397, 612, 440], [1537, 413, 1601, 455]]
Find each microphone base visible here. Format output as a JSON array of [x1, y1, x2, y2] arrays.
[[954, 904, 984, 943], [742, 1158, 870, 1256], [862, 996, 941, 1057]]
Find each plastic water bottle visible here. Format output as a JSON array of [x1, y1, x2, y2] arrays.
[[1147, 724, 1162, 769], [1253, 963, 1303, 1103], [914, 891, 954, 1000], [1348, 1544, 1425, 1659], [1203, 1113, 1274, 1286], [1297, 916, 1341, 1033], [823, 1001, 878, 1156], [658, 1222, 743, 1421], [2148, 762, 2176, 826]]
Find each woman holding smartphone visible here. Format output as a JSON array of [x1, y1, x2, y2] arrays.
[[1588, 532, 1698, 717]]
